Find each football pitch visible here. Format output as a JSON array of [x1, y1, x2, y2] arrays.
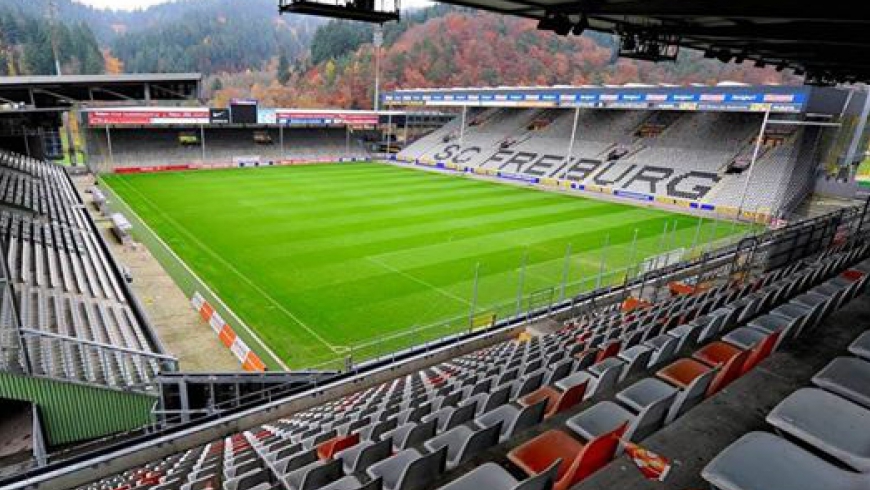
[[103, 163, 751, 369]]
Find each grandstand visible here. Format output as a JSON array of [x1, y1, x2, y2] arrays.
[[12, 212, 870, 490], [86, 127, 370, 171], [389, 83, 856, 220], [0, 150, 173, 390]]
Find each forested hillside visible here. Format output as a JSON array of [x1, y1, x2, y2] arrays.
[[0, 4, 103, 76], [0, 0, 798, 107], [212, 8, 799, 108]]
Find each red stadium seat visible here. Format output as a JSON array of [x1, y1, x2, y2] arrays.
[[508, 423, 627, 490], [317, 433, 360, 460], [521, 381, 588, 419]]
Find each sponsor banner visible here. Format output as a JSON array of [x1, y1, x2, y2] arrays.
[[114, 164, 196, 174], [209, 108, 230, 124], [613, 190, 654, 201], [88, 109, 210, 126], [257, 108, 277, 125], [191, 290, 266, 372], [233, 155, 261, 167]]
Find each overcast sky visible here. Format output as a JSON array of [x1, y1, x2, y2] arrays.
[[75, 0, 431, 11]]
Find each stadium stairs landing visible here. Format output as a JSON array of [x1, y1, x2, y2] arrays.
[[575, 288, 870, 489]]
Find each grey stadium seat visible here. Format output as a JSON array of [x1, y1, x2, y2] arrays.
[[766, 388, 870, 472], [366, 446, 447, 490], [436, 460, 559, 490], [335, 438, 392, 474], [475, 399, 546, 443], [423, 422, 501, 469], [812, 356, 870, 409], [702, 432, 870, 490], [848, 330, 870, 361]]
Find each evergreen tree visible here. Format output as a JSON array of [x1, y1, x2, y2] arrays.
[[277, 52, 291, 85]]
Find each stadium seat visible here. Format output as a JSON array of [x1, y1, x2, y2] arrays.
[[616, 367, 716, 425], [566, 391, 675, 443], [423, 422, 501, 469], [319, 476, 382, 490], [657, 349, 751, 396], [366, 446, 447, 490], [520, 381, 588, 419], [812, 357, 870, 409], [317, 434, 359, 460], [436, 461, 559, 490], [283, 458, 342, 490], [335, 438, 392, 474], [848, 331, 870, 361], [692, 330, 780, 374], [475, 399, 546, 443], [507, 424, 627, 490], [766, 388, 870, 472], [702, 432, 870, 490]]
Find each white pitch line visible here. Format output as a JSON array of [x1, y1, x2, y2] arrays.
[[366, 256, 473, 307], [115, 179, 341, 355]]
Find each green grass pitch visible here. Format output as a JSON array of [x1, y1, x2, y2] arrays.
[[103, 163, 750, 369]]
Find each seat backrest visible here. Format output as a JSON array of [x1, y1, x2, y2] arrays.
[[631, 391, 678, 442], [707, 349, 752, 396], [517, 371, 545, 398], [397, 446, 447, 490], [445, 402, 476, 431], [317, 433, 359, 460], [456, 423, 501, 467], [513, 460, 561, 490], [666, 367, 717, 424], [567, 423, 628, 485], [741, 331, 781, 374], [595, 341, 621, 363], [282, 449, 317, 475], [298, 458, 342, 490], [509, 399, 547, 438], [551, 381, 588, 417], [401, 419, 436, 450], [483, 384, 512, 414], [547, 359, 574, 385], [406, 403, 432, 424], [354, 438, 392, 473], [370, 417, 398, 441]]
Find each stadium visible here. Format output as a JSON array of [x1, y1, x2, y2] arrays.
[[1, 2, 870, 490]]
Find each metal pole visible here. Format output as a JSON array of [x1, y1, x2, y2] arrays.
[[200, 124, 206, 163], [692, 217, 703, 252], [562, 107, 581, 179], [707, 218, 719, 252], [559, 243, 572, 301], [468, 262, 480, 330], [385, 112, 393, 155], [280, 124, 285, 159], [403, 113, 409, 147], [373, 26, 382, 111], [345, 125, 350, 157], [105, 125, 113, 170], [515, 251, 528, 316], [628, 228, 639, 275], [22, 129, 30, 158], [596, 234, 609, 289], [737, 106, 771, 218], [657, 221, 669, 256], [459, 105, 467, 146]]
